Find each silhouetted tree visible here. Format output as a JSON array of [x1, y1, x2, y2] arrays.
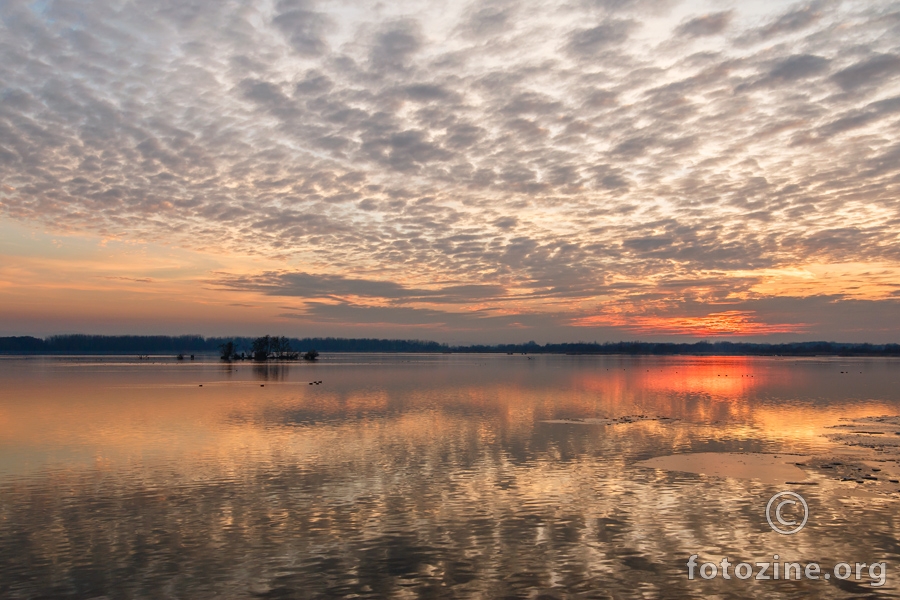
[[219, 341, 235, 361], [272, 336, 289, 358], [303, 349, 319, 361], [280, 336, 300, 360], [251, 335, 271, 361], [248, 335, 300, 360]]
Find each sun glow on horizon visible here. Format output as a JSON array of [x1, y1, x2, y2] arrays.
[[572, 310, 808, 337]]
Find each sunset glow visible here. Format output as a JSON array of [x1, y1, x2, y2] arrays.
[[2, 1, 900, 341], [572, 310, 807, 336]]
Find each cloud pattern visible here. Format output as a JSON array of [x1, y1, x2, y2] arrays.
[[1, 0, 900, 339]]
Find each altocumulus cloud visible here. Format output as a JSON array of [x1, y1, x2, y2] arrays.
[[215, 271, 507, 304], [1, 0, 900, 340]]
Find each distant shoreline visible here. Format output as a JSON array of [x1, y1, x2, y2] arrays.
[[1, 335, 899, 357]]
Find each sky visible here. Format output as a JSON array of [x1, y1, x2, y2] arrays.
[[1, 0, 899, 344]]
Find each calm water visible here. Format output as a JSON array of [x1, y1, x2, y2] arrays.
[[1, 354, 899, 599]]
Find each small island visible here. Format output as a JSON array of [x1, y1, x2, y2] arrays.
[[219, 336, 318, 362]]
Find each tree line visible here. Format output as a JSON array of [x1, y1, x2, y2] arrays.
[[0, 335, 444, 354], [1, 335, 899, 356]]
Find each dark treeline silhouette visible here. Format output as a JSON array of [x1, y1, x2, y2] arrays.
[[0, 335, 212, 354], [1, 335, 900, 356], [471, 340, 900, 356], [0, 335, 446, 355]]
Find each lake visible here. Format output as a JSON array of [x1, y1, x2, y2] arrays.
[[1, 354, 899, 599]]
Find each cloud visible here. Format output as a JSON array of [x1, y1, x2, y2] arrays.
[[361, 129, 452, 172], [816, 96, 900, 139], [581, 0, 676, 13], [565, 20, 636, 57], [457, 4, 514, 39], [369, 20, 423, 72], [272, 0, 331, 57], [493, 216, 518, 230], [738, 3, 824, 44], [573, 310, 808, 336], [101, 276, 154, 283], [281, 302, 469, 326], [676, 12, 732, 38], [570, 296, 900, 342], [2, 0, 900, 340], [214, 271, 507, 304], [766, 54, 830, 83], [831, 54, 900, 92]]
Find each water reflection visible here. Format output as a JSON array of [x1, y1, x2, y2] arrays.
[[0, 355, 898, 598], [250, 362, 295, 381]]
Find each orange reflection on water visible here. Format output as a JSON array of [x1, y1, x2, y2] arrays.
[[573, 359, 760, 396], [635, 359, 825, 430], [749, 403, 900, 445], [562, 357, 766, 422], [1, 356, 898, 478], [3, 356, 900, 600], [637, 357, 762, 397]]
